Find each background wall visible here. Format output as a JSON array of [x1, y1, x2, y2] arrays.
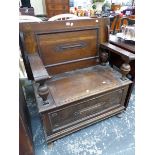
[[31, 0, 46, 15], [22, 0, 133, 15], [73, 0, 92, 9]]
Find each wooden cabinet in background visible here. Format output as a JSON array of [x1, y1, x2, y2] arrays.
[[45, 0, 69, 17]]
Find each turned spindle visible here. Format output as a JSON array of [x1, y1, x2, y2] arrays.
[[120, 63, 131, 80], [38, 82, 49, 105]]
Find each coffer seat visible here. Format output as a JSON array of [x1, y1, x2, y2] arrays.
[[19, 18, 134, 144], [37, 65, 130, 111], [31, 65, 131, 142], [33, 65, 131, 142]]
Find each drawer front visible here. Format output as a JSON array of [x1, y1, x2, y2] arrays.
[[48, 88, 124, 132], [47, 4, 69, 10], [46, 0, 68, 4], [37, 29, 98, 66]]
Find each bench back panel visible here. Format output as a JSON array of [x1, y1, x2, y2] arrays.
[[19, 18, 109, 75]]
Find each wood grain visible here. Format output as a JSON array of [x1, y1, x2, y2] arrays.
[[20, 18, 132, 144], [28, 53, 50, 81]]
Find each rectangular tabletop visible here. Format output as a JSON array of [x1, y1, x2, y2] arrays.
[[109, 34, 135, 53]]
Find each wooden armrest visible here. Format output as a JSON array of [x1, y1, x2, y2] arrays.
[[100, 42, 135, 80], [28, 53, 50, 82], [100, 42, 135, 62]]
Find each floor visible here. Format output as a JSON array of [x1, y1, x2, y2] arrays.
[[24, 80, 135, 155]]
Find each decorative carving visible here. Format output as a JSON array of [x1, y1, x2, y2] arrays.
[[55, 41, 87, 52], [79, 103, 102, 114], [120, 63, 131, 80], [99, 50, 109, 66], [38, 81, 49, 105]]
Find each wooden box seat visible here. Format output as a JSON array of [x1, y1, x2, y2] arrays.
[[37, 65, 130, 111], [19, 18, 135, 144], [34, 65, 131, 142]]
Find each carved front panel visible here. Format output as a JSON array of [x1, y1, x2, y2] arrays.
[[48, 88, 124, 133], [37, 29, 98, 66], [47, 4, 69, 10]]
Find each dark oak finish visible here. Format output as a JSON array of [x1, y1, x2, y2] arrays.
[[101, 42, 135, 62], [28, 53, 50, 81], [20, 18, 133, 144], [109, 34, 135, 53], [100, 42, 135, 80], [20, 18, 109, 77], [45, 0, 69, 17], [34, 65, 131, 143], [37, 29, 97, 65], [101, 34, 135, 108]]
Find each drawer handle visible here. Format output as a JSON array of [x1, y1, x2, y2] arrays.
[[62, 44, 82, 49], [55, 41, 87, 52], [79, 103, 103, 114]]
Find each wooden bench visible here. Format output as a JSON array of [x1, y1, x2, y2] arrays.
[[19, 18, 134, 144]]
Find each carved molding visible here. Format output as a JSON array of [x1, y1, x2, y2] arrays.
[[55, 41, 87, 52], [46, 106, 125, 143]]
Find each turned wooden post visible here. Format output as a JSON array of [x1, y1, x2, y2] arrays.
[[100, 42, 134, 81], [120, 63, 131, 80], [99, 49, 109, 66], [38, 80, 49, 105]]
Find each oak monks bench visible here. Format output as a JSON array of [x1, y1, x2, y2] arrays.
[[19, 17, 134, 144]]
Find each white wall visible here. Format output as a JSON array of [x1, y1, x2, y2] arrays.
[[73, 0, 92, 9], [31, 0, 46, 15], [29, 0, 110, 15]]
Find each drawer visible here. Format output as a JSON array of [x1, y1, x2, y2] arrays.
[[46, 0, 68, 4], [37, 29, 98, 66], [47, 4, 69, 10], [48, 88, 123, 132]]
